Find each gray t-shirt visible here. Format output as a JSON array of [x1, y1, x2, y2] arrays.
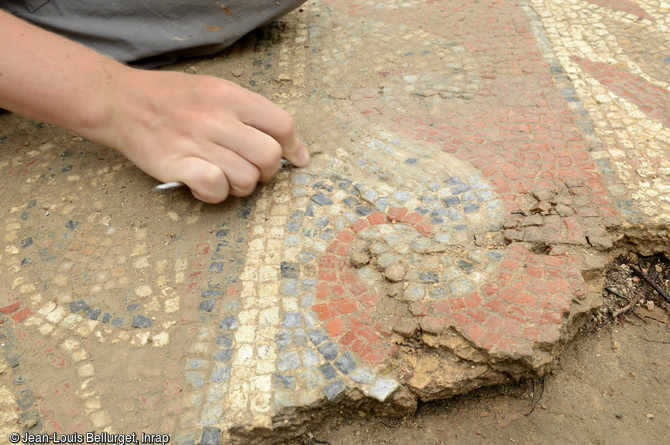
[[2, 0, 305, 65]]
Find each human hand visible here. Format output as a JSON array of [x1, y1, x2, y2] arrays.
[[0, 11, 307, 204], [100, 68, 309, 203]]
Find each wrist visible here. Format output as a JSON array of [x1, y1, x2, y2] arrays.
[[64, 61, 137, 148]]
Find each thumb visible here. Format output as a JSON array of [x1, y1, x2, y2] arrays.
[[281, 137, 310, 168]]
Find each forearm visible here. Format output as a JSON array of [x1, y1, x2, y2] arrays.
[[0, 9, 309, 204], [0, 10, 127, 141]]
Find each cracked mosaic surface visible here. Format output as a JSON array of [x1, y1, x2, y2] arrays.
[[1, 0, 667, 442]]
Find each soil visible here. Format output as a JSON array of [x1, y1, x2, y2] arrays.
[[303, 253, 670, 445]]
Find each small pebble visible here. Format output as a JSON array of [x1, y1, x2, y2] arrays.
[[615, 413, 623, 419], [384, 262, 406, 283]]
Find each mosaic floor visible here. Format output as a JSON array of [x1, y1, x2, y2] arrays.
[[1, 1, 669, 443]]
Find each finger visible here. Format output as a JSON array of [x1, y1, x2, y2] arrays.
[[210, 120, 283, 182], [213, 145, 262, 197], [182, 144, 262, 200], [176, 157, 230, 204], [284, 136, 310, 168], [233, 90, 310, 167]]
